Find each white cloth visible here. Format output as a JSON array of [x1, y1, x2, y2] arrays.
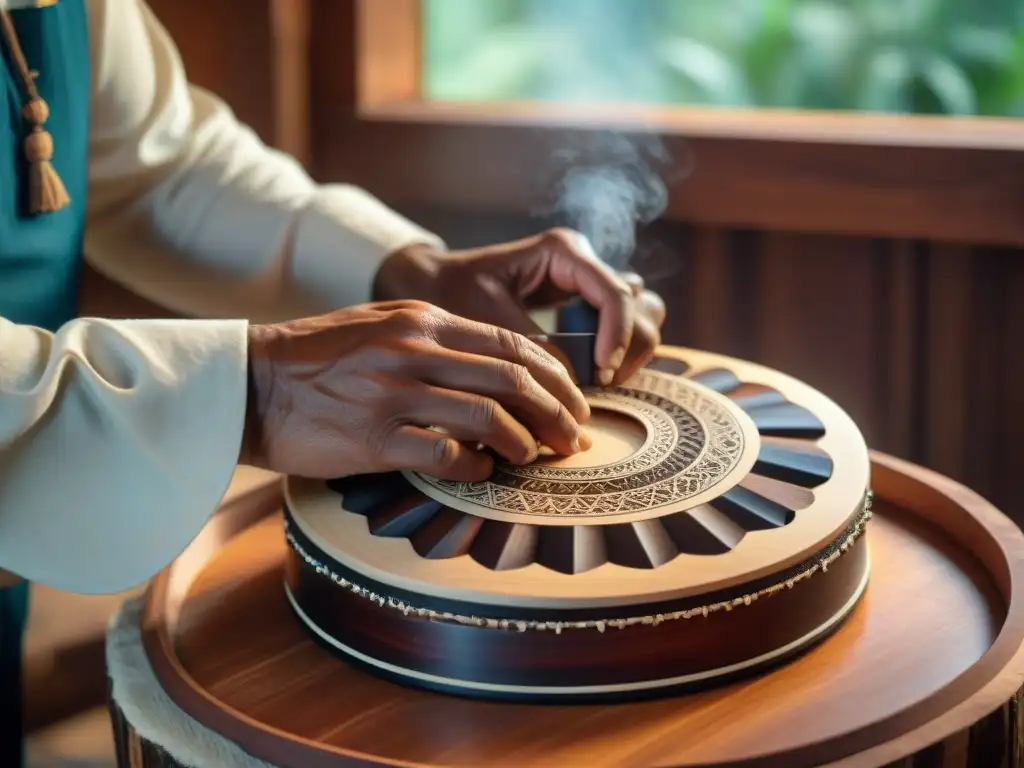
[[106, 596, 273, 768], [0, 0, 444, 593]]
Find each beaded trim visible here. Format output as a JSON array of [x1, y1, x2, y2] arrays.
[[284, 491, 873, 634]]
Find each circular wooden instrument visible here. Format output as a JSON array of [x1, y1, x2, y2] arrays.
[[282, 347, 872, 701], [117, 449, 1024, 768]]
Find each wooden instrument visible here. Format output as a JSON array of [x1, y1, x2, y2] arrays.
[[282, 346, 872, 701], [107, 344, 1024, 767]]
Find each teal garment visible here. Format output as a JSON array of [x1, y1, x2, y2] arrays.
[[0, 1, 91, 762]]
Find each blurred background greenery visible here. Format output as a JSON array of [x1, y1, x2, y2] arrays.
[[422, 0, 1024, 116]]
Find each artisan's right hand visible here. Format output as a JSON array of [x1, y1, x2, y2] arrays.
[[242, 300, 592, 481]]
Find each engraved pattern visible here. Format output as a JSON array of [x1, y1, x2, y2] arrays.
[[408, 370, 747, 519]]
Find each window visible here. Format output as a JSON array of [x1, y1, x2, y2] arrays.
[[306, 0, 1024, 248], [423, 0, 1024, 117]]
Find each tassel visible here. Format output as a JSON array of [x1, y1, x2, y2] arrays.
[[0, 6, 71, 216], [21, 98, 69, 215]]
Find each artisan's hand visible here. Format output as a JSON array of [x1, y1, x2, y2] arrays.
[[374, 229, 666, 386], [242, 301, 591, 481]]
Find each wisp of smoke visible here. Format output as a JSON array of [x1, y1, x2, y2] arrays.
[[523, 1, 692, 272], [543, 132, 678, 271]]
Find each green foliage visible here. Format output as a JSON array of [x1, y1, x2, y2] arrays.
[[422, 0, 1024, 116]]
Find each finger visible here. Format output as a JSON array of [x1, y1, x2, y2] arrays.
[[619, 271, 645, 298], [637, 289, 666, 329], [379, 425, 494, 482], [434, 318, 591, 425], [411, 351, 586, 457], [401, 385, 540, 465], [613, 312, 661, 386], [428, 289, 587, 393], [541, 230, 636, 372]]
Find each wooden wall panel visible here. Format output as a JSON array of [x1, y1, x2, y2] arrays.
[[144, 0, 277, 143]]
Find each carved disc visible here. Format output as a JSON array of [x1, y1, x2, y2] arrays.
[[403, 368, 760, 526]]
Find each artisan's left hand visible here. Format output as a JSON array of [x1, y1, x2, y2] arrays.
[[374, 228, 666, 386]]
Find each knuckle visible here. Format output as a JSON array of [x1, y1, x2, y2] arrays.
[[394, 298, 433, 313], [612, 278, 634, 300], [496, 328, 527, 358], [388, 305, 445, 343], [389, 307, 423, 330], [468, 395, 498, 427], [544, 226, 578, 248], [500, 362, 533, 397], [622, 271, 645, 292], [367, 419, 402, 462], [544, 227, 597, 261], [552, 400, 575, 430]]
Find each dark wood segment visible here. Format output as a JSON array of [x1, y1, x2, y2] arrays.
[[543, 332, 597, 387], [688, 367, 742, 393], [645, 356, 690, 376], [284, 538, 868, 691], [604, 520, 679, 569], [409, 507, 484, 559], [366, 496, 441, 538], [754, 443, 834, 488], [326, 472, 410, 514], [746, 402, 827, 439], [660, 509, 737, 555], [711, 487, 796, 530], [727, 384, 788, 411], [469, 520, 538, 571], [536, 525, 608, 574]]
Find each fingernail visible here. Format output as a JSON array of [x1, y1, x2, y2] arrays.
[[578, 430, 593, 451], [598, 369, 614, 387], [609, 346, 626, 369]]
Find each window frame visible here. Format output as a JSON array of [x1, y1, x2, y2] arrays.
[[306, 0, 1024, 246]]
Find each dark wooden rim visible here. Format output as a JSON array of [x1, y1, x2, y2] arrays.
[[283, 538, 868, 694], [138, 452, 1024, 768]]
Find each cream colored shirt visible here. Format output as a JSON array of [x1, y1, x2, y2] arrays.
[[0, 0, 443, 594]]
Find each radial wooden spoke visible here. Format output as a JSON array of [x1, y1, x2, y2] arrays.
[[753, 443, 834, 487], [658, 509, 738, 555], [536, 526, 608, 574], [685, 504, 747, 550], [728, 384, 788, 411], [327, 473, 409, 515], [470, 520, 539, 571], [746, 402, 826, 439], [711, 487, 795, 530], [645, 356, 689, 376], [409, 507, 485, 559], [688, 368, 742, 393], [604, 520, 679, 569], [740, 474, 816, 511], [365, 495, 442, 538]]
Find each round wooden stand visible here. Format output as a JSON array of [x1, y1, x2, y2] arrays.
[[108, 452, 1024, 768]]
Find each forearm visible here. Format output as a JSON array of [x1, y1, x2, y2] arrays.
[[0, 315, 247, 594]]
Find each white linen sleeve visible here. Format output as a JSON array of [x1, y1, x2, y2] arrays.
[[0, 316, 248, 594], [83, 0, 444, 323]]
